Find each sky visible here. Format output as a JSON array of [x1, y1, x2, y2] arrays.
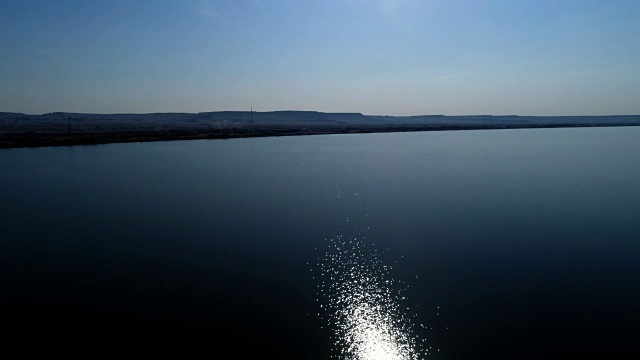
[[1, 0, 639, 116]]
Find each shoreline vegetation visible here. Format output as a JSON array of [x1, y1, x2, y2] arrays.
[[2, 111, 640, 148]]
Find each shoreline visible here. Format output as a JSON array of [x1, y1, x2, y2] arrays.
[[2, 122, 639, 149]]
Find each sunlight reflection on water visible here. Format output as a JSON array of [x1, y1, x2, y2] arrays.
[[314, 198, 430, 360]]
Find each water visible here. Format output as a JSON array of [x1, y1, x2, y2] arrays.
[[317, 218, 428, 359], [1, 127, 638, 358]]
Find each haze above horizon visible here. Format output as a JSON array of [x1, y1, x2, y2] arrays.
[[1, 0, 639, 116]]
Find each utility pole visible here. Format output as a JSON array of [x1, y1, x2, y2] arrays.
[[250, 106, 253, 125]]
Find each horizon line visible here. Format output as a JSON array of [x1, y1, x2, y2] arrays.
[[3, 110, 640, 118]]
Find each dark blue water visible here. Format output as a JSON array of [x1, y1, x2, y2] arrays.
[[1, 127, 638, 358]]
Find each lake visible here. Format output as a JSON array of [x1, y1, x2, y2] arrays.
[[1, 127, 638, 359]]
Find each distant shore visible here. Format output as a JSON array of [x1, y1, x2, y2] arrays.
[[2, 111, 640, 148]]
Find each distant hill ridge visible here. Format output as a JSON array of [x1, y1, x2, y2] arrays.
[[2, 110, 640, 125], [3, 111, 640, 131], [3, 110, 640, 149]]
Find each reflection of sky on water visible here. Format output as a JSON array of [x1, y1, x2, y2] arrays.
[[315, 208, 430, 360]]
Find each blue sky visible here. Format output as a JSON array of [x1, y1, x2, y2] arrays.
[[1, 0, 639, 115]]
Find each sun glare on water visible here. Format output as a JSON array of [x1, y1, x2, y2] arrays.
[[315, 221, 430, 360]]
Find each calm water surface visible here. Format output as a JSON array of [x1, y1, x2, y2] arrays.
[[1, 127, 639, 358]]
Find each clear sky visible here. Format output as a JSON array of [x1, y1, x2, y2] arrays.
[[1, 0, 639, 115]]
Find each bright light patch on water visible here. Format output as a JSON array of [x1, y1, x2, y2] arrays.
[[315, 225, 429, 360]]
